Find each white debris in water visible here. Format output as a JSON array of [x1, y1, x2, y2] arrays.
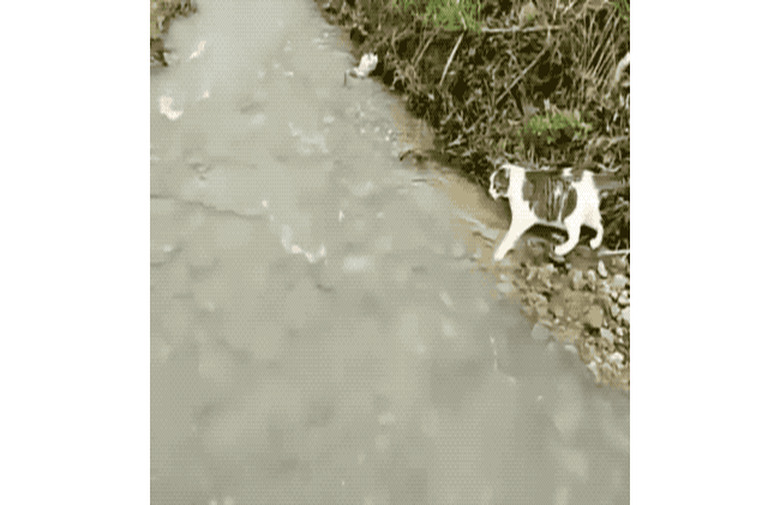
[[343, 255, 374, 273], [338, 210, 345, 222], [439, 291, 454, 309], [349, 52, 378, 79], [496, 281, 514, 294], [188, 40, 206, 60], [158, 96, 183, 121], [261, 200, 268, 208], [284, 70, 294, 78]]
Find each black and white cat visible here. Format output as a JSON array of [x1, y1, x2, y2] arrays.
[[489, 163, 603, 261]]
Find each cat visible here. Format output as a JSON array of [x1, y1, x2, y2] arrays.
[[489, 163, 603, 261]]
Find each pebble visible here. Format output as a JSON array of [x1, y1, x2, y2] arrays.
[[586, 269, 597, 287], [613, 256, 628, 272], [586, 360, 600, 380], [531, 322, 552, 342], [610, 304, 620, 318], [600, 328, 615, 346], [597, 260, 608, 278], [618, 292, 629, 306], [616, 327, 625, 338], [608, 352, 624, 365], [585, 306, 603, 329], [611, 274, 629, 291], [571, 270, 586, 290], [620, 307, 630, 327]]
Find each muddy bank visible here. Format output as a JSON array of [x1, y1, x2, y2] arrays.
[[151, 0, 197, 66]]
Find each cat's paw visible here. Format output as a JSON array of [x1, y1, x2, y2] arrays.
[[554, 244, 574, 257], [493, 249, 507, 262], [589, 236, 603, 249]]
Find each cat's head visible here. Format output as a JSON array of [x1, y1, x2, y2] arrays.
[[488, 163, 522, 200]]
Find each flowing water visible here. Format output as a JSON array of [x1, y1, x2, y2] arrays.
[[150, 1, 629, 503]]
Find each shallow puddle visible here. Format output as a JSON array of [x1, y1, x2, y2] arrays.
[[151, 1, 628, 503]]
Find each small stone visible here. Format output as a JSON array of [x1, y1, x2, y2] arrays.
[[597, 260, 608, 278], [616, 327, 625, 338], [571, 270, 586, 290], [613, 256, 628, 273], [585, 306, 603, 329], [608, 352, 624, 365], [610, 289, 619, 301], [618, 292, 629, 306], [586, 269, 597, 287], [600, 328, 615, 346], [549, 301, 565, 319], [610, 304, 620, 318], [620, 307, 630, 327], [531, 322, 552, 342], [611, 274, 629, 291], [586, 360, 600, 380]]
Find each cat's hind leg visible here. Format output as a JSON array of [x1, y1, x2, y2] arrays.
[[586, 210, 604, 249], [554, 215, 583, 257]]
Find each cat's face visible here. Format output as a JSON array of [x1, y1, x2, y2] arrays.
[[488, 166, 511, 200]]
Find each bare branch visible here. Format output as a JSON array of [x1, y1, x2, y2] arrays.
[[482, 25, 562, 34], [439, 32, 465, 87]]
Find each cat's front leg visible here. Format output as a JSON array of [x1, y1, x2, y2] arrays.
[[494, 214, 533, 261]]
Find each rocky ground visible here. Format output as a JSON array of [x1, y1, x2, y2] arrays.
[[494, 234, 630, 389]]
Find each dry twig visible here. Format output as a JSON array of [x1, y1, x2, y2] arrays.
[[482, 25, 562, 34], [439, 33, 464, 87]]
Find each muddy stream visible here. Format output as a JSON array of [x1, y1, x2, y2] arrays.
[[151, 1, 628, 503]]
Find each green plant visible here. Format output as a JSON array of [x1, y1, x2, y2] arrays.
[[520, 112, 591, 147], [612, 0, 630, 22], [393, 0, 483, 32]]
